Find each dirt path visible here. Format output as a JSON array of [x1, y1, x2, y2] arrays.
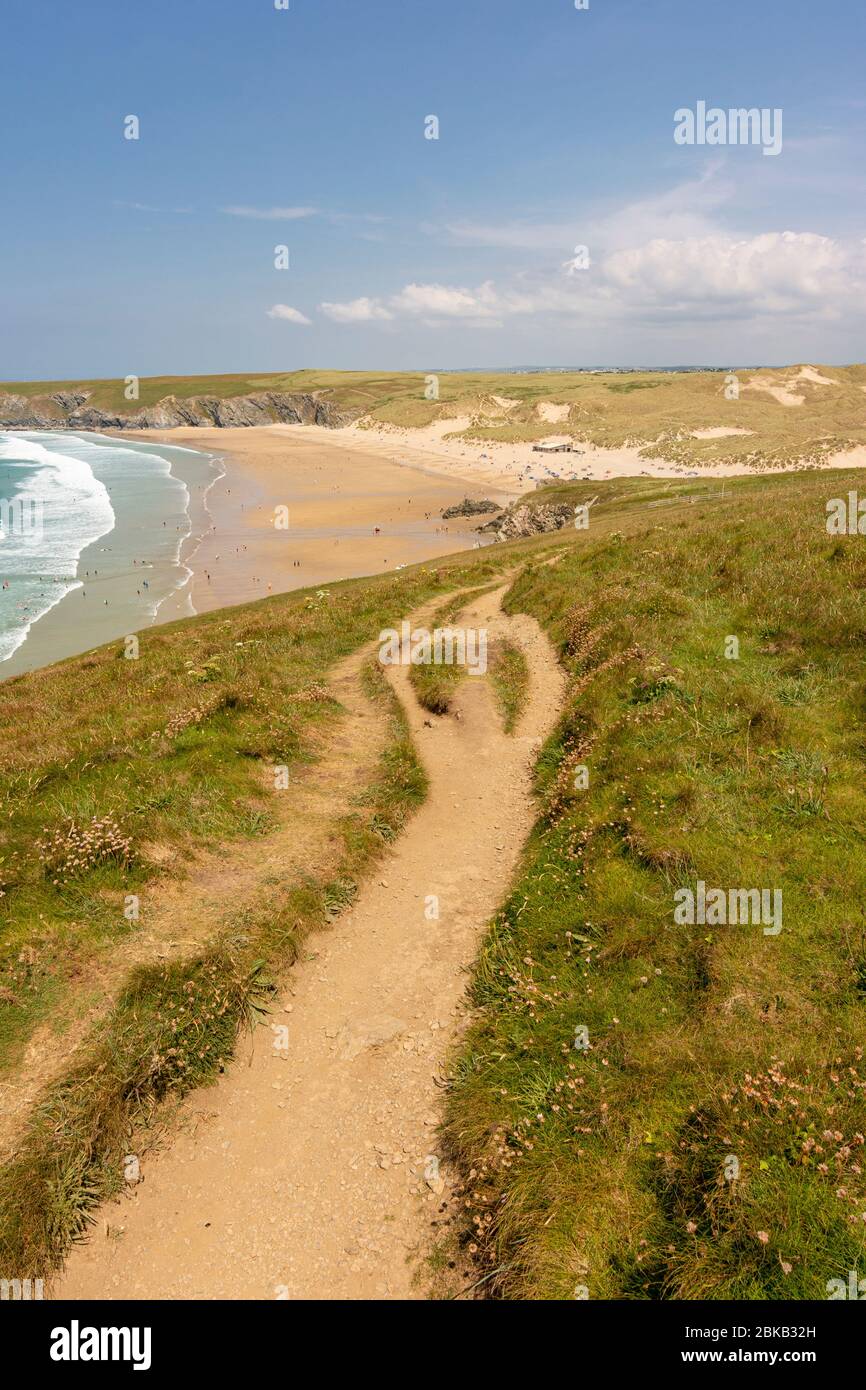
[[0, 642, 389, 1164], [55, 587, 565, 1300]]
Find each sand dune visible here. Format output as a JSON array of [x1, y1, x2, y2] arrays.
[[536, 401, 571, 423], [691, 426, 755, 438]]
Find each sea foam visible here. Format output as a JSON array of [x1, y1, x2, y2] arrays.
[[0, 433, 115, 661]]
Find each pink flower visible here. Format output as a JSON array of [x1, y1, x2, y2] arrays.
[[757, 1231, 770, 1244]]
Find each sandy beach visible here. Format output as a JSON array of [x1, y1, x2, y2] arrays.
[[130, 424, 517, 621], [280, 415, 757, 488], [151, 415, 801, 626], [6, 412, 861, 682], [299, 412, 866, 487], [0, 424, 516, 680]]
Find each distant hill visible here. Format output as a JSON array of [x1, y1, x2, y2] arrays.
[[2, 364, 865, 471]]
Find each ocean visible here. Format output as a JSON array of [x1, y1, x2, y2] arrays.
[[0, 432, 223, 677]]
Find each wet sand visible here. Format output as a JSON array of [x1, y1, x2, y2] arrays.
[[0, 439, 218, 681], [8, 409, 854, 682], [139, 426, 514, 617], [0, 427, 511, 681]]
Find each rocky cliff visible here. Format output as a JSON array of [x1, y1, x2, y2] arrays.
[[0, 389, 358, 432]]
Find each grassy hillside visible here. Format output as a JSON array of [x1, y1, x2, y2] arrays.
[[4, 365, 866, 470], [443, 468, 866, 1300], [0, 464, 864, 1296], [0, 550, 514, 1273]]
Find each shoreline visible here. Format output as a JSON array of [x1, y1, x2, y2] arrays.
[[0, 426, 507, 679], [5, 413, 865, 682], [120, 426, 509, 622], [0, 434, 222, 680], [151, 444, 228, 625]]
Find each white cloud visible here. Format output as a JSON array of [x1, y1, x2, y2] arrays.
[[591, 166, 733, 251], [441, 169, 730, 254], [328, 212, 388, 225], [320, 280, 522, 327], [266, 304, 312, 325], [320, 297, 393, 323], [314, 161, 866, 334], [338, 231, 866, 327], [390, 281, 501, 319], [224, 205, 318, 220], [600, 231, 864, 316]]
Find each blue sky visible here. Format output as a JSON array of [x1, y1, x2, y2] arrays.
[[3, 0, 865, 377]]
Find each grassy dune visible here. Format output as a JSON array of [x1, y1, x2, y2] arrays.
[[4, 364, 866, 471], [444, 468, 866, 1300]]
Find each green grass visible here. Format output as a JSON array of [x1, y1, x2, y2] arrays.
[[405, 590, 491, 715], [0, 372, 326, 413], [408, 662, 463, 716], [442, 466, 866, 1301], [0, 651, 430, 1278], [489, 639, 530, 734], [0, 561, 508, 1080]]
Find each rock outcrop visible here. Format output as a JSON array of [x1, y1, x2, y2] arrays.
[[441, 496, 500, 519], [478, 502, 576, 541], [0, 389, 358, 432]]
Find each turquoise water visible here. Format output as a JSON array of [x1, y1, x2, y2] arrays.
[[0, 432, 222, 673]]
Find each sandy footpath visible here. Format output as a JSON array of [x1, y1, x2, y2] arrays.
[[56, 585, 565, 1300]]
